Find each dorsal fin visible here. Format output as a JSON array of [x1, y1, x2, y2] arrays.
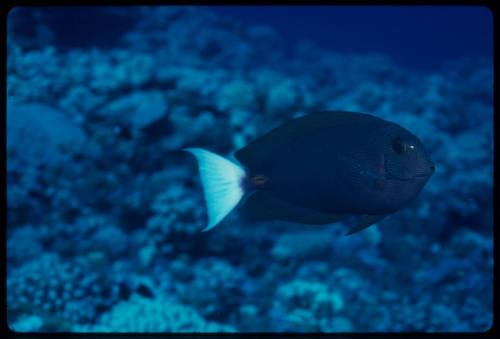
[[241, 190, 347, 225], [234, 111, 378, 169]]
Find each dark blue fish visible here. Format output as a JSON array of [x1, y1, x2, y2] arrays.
[[186, 111, 435, 234]]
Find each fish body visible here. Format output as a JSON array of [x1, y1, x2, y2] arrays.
[[186, 111, 435, 234]]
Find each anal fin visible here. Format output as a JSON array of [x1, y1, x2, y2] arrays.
[[345, 214, 386, 235], [241, 190, 346, 225]]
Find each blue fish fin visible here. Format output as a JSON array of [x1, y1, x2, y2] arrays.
[[184, 148, 246, 232], [345, 214, 386, 235]]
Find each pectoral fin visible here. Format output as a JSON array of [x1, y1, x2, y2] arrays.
[[345, 214, 386, 235]]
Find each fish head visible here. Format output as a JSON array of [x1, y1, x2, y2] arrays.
[[335, 116, 435, 214], [382, 123, 435, 185], [359, 121, 435, 213]]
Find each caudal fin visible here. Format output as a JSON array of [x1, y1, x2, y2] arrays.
[[184, 148, 246, 231]]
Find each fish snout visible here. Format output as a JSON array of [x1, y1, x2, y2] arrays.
[[413, 161, 435, 179], [422, 161, 436, 178]]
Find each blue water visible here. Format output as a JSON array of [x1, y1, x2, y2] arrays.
[[211, 5, 493, 71], [6, 6, 493, 332]]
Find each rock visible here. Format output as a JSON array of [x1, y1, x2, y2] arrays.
[[101, 90, 168, 129], [7, 101, 88, 165]]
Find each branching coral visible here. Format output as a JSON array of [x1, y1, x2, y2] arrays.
[[7, 254, 121, 331], [169, 257, 248, 324], [272, 279, 345, 331], [76, 294, 236, 332]]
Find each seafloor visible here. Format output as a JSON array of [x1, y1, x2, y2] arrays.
[[6, 7, 493, 332]]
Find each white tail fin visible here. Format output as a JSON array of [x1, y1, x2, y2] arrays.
[[184, 148, 246, 231]]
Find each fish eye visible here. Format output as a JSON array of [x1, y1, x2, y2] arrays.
[[392, 138, 417, 154], [392, 138, 405, 154]]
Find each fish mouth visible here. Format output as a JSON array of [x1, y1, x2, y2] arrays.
[[413, 172, 433, 179], [383, 159, 435, 181], [384, 171, 433, 182], [414, 163, 435, 179]]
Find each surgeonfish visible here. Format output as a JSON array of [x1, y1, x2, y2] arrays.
[[185, 111, 435, 235]]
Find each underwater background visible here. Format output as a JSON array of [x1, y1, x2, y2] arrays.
[[6, 6, 493, 332]]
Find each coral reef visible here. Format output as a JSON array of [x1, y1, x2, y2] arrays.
[[272, 279, 345, 331], [7, 254, 121, 331], [7, 6, 492, 333], [75, 294, 236, 332]]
